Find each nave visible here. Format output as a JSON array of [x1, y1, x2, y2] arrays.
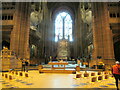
[[1, 70, 119, 89]]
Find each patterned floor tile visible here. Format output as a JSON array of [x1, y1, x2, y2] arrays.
[[15, 80, 22, 82], [10, 86, 19, 88], [107, 83, 115, 85], [2, 82, 9, 84], [26, 83, 33, 85], [20, 81, 27, 83], [80, 83, 88, 85], [72, 84, 80, 87], [99, 85, 109, 87], [5, 85, 12, 87]]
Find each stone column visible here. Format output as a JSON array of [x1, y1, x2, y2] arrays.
[[92, 3, 115, 65], [10, 2, 31, 59]]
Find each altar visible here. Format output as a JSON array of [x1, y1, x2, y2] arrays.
[[39, 62, 76, 74], [48, 62, 68, 69]]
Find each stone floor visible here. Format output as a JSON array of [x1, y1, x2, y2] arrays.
[[0, 70, 120, 89]]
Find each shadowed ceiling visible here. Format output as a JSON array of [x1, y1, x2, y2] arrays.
[[47, 2, 79, 18]]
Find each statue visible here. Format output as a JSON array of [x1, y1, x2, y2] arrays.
[[30, 3, 43, 31], [81, 3, 92, 25]]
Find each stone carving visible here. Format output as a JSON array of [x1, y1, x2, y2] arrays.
[[81, 3, 92, 25], [30, 3, 43, 30], [30, 11, 39, 30]]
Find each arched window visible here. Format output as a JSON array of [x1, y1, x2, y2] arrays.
[[55, 12, 73, 42]]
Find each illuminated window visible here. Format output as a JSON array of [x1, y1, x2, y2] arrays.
[[55, 12, 73, 42]]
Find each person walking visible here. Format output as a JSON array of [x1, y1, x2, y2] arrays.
[[112, 61, 120, 90]]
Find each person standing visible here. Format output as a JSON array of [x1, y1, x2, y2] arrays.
[[22, 59, 26, 72], [77, 59, 80, 66], [112, 61, 120, 90], [25, 59, 29, 72]]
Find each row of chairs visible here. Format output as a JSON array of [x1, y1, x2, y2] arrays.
[[2, 73, 13, 80], [9, 70, 29, 77], [76, 71, 112, 82], [91, 75, 109, 82], [76, 71, 110, 78], [2, 71, 29, 80]]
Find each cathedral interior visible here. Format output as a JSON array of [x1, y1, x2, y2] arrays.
[[0, 1, 120, 89]]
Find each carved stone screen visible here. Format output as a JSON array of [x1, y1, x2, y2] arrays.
[[57, 39, 70, 60]]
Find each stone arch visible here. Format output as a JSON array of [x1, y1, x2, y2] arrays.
[[51, 6, 75, 22], [114, 41, 120, 61]]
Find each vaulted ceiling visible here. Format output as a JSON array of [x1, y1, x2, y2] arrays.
[[47, 2, 79, 10], [47, 2, 79, 18]]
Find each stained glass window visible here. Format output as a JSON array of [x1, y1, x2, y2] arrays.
[[55, 12, 73, 42]]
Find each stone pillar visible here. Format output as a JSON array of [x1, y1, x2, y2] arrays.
[[10, 2, 31, 59], [92, 3, 115, 65]]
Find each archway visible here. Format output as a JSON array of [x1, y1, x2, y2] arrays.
[[114, 41, 120, 62]]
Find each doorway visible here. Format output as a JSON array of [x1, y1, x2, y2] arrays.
[[114, 41, 120, 61], [2, 40, 10, 49]]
